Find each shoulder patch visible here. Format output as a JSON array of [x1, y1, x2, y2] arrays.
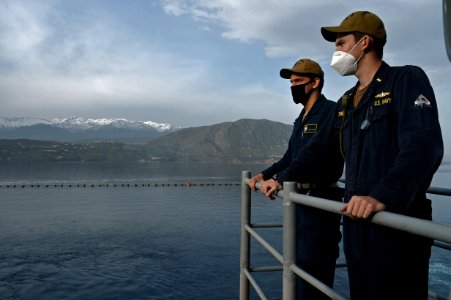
[[414, 94, 431, 108]]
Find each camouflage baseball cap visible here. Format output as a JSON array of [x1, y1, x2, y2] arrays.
[[321, 11, 386, 45], [280, 58, 324, 79]]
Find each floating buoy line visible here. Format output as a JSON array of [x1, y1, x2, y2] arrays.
[[0, 181, 241, 189]]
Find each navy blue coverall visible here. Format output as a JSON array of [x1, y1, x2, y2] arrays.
[[277, 62, 444, 300], [261, 94, 343, 300]]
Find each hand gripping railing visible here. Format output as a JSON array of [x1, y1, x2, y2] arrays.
[[239, 171, 451, 300]]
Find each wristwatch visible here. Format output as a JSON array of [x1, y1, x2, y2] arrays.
[[272, 173, 279, 181]]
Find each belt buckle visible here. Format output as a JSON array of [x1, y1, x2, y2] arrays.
[[296, 183, 311, 195]]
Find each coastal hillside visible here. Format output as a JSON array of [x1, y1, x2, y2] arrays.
[[145, 119, 291, 163]]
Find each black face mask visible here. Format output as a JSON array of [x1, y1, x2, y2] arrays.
[[291, 80, 312, 105]]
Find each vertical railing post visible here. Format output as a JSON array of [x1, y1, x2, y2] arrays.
[[240, 171, 251, 300], [283, 182, 297, 300]]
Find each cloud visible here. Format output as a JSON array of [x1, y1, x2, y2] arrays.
[[0, 0, 450, 154], [0, 1, 54, 60], [161, 0, 333, 58], [160, 0, 447, 60], [0, 0, 216, 118]]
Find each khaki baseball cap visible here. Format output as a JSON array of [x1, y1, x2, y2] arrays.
[[321, 11, 386, 45], [280, 58, 324, 79]]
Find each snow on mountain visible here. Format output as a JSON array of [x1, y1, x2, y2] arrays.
[[0, 116, 175, 132], [0, 117, 53, 128]]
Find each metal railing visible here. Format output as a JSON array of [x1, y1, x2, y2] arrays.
[[239, 171, 451, 300]]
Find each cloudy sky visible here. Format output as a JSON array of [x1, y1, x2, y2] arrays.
[[0, 0, 450, 150]]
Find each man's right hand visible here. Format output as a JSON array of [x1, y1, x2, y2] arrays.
[[248, 173, 264, 192]]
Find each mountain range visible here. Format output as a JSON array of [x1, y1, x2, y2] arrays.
[[0, 118, 293, 163], [2, 116, 448, 165], [0, 117, 178, 143]]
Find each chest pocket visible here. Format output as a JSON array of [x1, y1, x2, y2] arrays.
[[368, 103, 395, 125], [365, 103, 396, 152]]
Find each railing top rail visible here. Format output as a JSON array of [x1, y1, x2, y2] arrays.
[[247, 178, 451, 245], [289, 191, 451, 244]]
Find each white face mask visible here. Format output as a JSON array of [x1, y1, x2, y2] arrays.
[[330, 37, 365, 76]]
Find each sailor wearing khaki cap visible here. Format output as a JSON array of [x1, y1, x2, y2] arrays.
[[321, 10, 443, 300], [321, 11, 386, 45], [280, 58, 324, 79], [261, 10, 443, 300], [250, 58, 343, 300], [321, 11, 387, 78]]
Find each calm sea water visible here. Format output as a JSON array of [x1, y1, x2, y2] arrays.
[[0, 162, 449, 300]]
